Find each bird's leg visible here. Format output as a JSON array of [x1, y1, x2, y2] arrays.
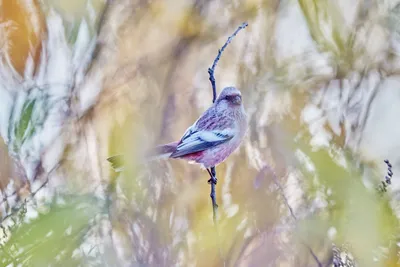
[[211, 167, 217, 184], [207, 166, 218, 224], [207, 167, 218, 184]]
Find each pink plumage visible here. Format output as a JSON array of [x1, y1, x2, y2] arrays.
[[152, 86, 247, 168]]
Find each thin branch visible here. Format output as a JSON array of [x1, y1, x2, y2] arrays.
[[378, 159, 393, 193], [205, 22, 248, 266], [354, 73, 382, 151], [84, 0, 113, 76], [206, 167, 218, 224], [207, 22, 248, 224], [208, 22, 248, 103], [0, 163, 60, 225]]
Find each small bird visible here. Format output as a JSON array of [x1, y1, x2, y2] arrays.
[[107, 86, 248, 183]]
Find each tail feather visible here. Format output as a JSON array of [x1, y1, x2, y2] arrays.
[[146, 141, 179, 160], [107, 142, 179, 171], [107, 154, 125, 172]]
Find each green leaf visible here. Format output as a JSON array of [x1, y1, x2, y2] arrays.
[[296, 142, 399, 266], [13, 99, 36, 151], [0, 195, 101, 266]]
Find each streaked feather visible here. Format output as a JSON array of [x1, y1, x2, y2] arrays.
[[170, 130, 233, 158]]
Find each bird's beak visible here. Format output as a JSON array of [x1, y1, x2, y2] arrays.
[[232, 95, 242, 105]]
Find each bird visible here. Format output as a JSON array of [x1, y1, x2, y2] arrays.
[[107, 86, 248, 183]]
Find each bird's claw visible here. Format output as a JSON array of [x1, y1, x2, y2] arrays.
[[207, 177, 218, 185]]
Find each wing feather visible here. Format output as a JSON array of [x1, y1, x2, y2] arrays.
[[107, 154, 125, 172], [170, 129, 233, 158]]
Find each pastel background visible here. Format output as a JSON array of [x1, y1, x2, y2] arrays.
[[0, 1, 399, 266]]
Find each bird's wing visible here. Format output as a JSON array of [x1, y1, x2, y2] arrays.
[[180, 124, 197, 141], [170, 129, 234, 158]]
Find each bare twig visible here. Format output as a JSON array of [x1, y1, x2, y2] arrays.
[[204, 22, 248, 267], [378, 159, 393, 193], [84, 0, 114, 76], [354, 73, 382, 151], [207, 22, 248, 225], [0, 163, 59, 225], [208, 22, 248, 103]]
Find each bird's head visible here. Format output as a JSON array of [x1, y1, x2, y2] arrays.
[[216, 87, 242, 107]]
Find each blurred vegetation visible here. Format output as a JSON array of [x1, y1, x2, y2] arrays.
[[0, 0, 399, 266], [0, 195, 101, 266]]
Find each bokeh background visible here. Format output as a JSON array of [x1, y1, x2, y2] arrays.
[[0, 0, 399, 266]]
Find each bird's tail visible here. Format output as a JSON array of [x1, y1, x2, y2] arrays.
[[107, 154, 125, 172], [146, 141, 179, 161], [107, 141, 179, 172]]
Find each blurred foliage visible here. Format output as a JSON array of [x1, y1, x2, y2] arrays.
[[40, 0, 106, 45], [8, 90, 49, 155], [295, 138, 399, 266], [298, 0, 358, 77], [0, 194, 101, 266], [0, 0, 399, 266], [0, 0, 45, 75], [12, 99, 36, 152]]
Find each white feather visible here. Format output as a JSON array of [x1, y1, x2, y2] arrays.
[[175, 129, 235, 152]]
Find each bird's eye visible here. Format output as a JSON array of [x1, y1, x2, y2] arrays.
[[225, 94, 241, 104]]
